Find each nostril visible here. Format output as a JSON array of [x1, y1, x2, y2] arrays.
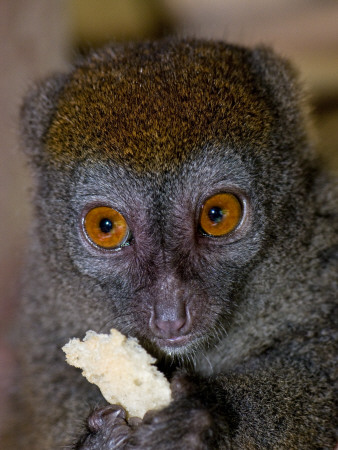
[[155, 318, 186, 334], [150, 304, 192, 340], [150, 312, 191, 339]]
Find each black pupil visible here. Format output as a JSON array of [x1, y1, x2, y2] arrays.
[[99, 218, 113, 233], [208, 206, 224, 223]]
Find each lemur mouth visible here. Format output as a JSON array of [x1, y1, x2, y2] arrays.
[[156, 334, 192, 351], [164, 335, 190, 345]]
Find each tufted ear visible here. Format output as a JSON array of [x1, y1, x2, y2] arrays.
[[19, 72, 69, 164], [249, 46, 307, 121], [247, 45, 311, 149], [248, 45, 301, 107]]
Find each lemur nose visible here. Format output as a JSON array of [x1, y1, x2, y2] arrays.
[[154, 318, 186, 337], [150, 308, 192, 340]]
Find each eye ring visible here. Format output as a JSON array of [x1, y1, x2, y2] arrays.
[[83, 206, 130, 249], [199, 193, 242, 237]]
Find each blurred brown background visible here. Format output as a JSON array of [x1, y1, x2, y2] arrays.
[[1, 0, 337, 436]]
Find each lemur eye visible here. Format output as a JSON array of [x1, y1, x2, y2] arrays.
[[84, 206, 129, 249], [200, 193, 242, 236]]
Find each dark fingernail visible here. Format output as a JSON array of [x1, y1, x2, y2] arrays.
[[128, 416, 142, 428], [87, 405, 126, 431]]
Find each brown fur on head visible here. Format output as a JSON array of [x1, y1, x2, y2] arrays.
[[37, 40, 283, 172]]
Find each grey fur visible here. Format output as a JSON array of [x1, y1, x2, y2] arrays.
[[2, 38, 337, 449]]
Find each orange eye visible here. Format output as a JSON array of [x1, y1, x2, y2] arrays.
[[200, 193, 242, 236], [84, 206, 129, 249]]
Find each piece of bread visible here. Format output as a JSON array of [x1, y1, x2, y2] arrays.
[[62, 328, 172, 418]]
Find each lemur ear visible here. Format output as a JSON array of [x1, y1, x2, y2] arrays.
[[247, 45, 310, 144], [248, 46, 301, 106], [19, 73, 69, 163]]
